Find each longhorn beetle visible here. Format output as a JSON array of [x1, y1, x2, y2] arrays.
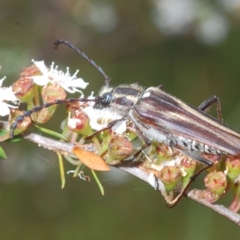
[[9, 40, 240, 204]]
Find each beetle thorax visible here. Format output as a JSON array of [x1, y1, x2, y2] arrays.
[[94, 84, 144, 116]]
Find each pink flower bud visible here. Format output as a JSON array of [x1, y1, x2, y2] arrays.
[[158, 166, 182, 192], [204, 171, 227, 196]]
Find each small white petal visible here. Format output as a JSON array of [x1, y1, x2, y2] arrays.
[[0, 85, 20, 116], [0, 102, 10, 116], [67, 78, 89, 89], [87, 92, 96, 106], [89, 120, 103, 131], [167, 159, 177, 166], [68, 118, 81, 128], [2, 87, 19, 102], [0, 87, 19, 103], [0, 77, 6, 87], [112, 120, 127, 134], [32, 60, 49, 75], [31, 76, 50, 86], [88, 91, 95, 100], [148, 172, 158, 190]]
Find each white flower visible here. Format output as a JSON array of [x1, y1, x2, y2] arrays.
[[31, 60, 88, 93], [0, 77, 20, 116], [82, 106, 127, 134]]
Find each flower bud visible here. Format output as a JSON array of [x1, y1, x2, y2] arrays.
[[204, 171, 227, 196], [125, 122, 137, 141], [180, 156, 197, 188], [229, 185, 240, 212], [12, 65, 39, 103], [158, 166, 182, 193], [156, 143, 174, 161], [68, 110, 93, 136], [36, 84, 66, 124], [226, 156, 240, 212], [226, 156, 240, 183], [107, 135, 133, 164], [41, 84, 66, 103], [9, 109, 31, 136]]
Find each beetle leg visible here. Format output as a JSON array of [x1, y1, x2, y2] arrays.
[[198, 95, 222, 121]]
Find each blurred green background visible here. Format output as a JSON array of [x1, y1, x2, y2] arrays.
[[1, 0, 240, 239]]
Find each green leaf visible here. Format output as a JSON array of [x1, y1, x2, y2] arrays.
[[0, 146, 7, 159], [56, 151, 65, 189], [34, 124, 68, 141], [91, 169, 105, 195]]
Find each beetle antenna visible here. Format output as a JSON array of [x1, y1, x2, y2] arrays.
[[54, 39, 110, 87]]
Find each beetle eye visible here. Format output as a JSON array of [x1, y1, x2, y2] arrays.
[[101, 93, 112, 106]]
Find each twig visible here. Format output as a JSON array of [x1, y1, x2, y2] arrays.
[[20, 132, 240, 226], [187, 190, 240, 225]]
